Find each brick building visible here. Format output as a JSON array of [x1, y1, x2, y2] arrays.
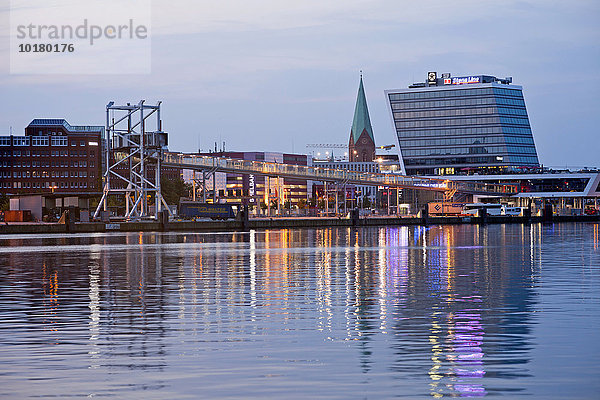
[[0, 119, 104, 195]]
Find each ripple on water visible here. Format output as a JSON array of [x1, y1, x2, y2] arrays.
[[0, 224, 598, 399]]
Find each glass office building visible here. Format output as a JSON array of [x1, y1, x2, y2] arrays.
[[385, 73, 540, 176]]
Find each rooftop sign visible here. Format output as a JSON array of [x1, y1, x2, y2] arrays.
[[448, 76, 481, 85]]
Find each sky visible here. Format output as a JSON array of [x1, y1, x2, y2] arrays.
[[0, 0, 598, 168]]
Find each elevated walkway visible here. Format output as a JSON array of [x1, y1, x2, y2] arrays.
[[163, 154, 517, 196]]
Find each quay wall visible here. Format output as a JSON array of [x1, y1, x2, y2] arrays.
[[0, 215, 598, 235]]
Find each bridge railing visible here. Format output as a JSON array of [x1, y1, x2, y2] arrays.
[[164, 153, 516, 195]]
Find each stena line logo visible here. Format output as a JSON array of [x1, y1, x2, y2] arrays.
[[452, 76, 480, 85]]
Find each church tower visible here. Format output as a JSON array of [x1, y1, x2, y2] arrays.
[[348, 75, 376, 162]]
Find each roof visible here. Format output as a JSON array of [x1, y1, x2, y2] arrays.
[[351, 77, 374, 143], [28, 119, 104, 133]]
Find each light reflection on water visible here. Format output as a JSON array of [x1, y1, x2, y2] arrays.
[[0, 223, 599, 399]]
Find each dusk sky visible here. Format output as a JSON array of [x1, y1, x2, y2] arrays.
[[1, 0, 598, 168]]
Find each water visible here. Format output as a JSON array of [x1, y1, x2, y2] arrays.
[[0, 223, 599, 399]]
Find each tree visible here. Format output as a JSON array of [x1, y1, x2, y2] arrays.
[[0, 194, 8, 211], [161, 177, 191, 205], [362, 195, 371, 209], [297, 199, 307, 210]]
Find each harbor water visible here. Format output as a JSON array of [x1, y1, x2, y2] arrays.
[[0, 223, 599, 399]]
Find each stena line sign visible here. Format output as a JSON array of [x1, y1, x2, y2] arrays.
[[447, 76, 480, 85]]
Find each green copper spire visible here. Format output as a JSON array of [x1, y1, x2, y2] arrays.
[[351, 75, 374, 143]]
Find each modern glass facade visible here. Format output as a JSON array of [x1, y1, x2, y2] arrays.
[[386, 74, 540, 175]]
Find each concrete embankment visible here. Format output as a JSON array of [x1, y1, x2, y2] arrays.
[[0, 215, 598, 235]]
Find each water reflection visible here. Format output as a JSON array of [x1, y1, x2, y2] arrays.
[[0, 224, 598, 399]]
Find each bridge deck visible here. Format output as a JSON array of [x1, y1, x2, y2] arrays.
[[163, 154, 517, 196]]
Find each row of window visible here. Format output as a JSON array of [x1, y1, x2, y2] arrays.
[[507, 155, 539, 164], [503, 126, 533, 135], [497, 106, 528, 117], [8, 170, 91, 178], [51, 171, 90, 177], [405, 145, 538, 158], [504, 135, 536, 145], [403, 146, 507, 157], [390, 96, 527, 110], [317, 163, 380, 173], [393, 106, 529, 121], [405, 156, 540, 168], [31, 137, 49, 146], [399, 135, 535, 148], [389, 87, 496, 101], [399, 126, 503, 138], [505, 146, 538, 155], [496, 97, 527, 107], [397, 126, 534, 139], [397, 116, 501, 129], [390, 87, 524, 101], [493, 87, 523, 97], [394, 106, 498, 120], [405, 156, 504, 166], [1, 149, 95, 157], [2, 161, 51, 168], [0, 160, 94, 168], [391, 97, 497, 110], [500, 116, 531, 126], [472, 178, 590, 193], [397, 115, 533, 129], [0, 181, 95, 189], [0, 137, 93, 147]]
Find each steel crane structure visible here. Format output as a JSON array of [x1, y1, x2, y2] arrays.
[[93, 101, 169, 220]]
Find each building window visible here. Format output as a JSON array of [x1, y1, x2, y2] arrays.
[[51, 137, 68, 146], [13, 137, 30, 146], [32, 136, 49, 146]]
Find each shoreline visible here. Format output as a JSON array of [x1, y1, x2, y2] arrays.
[[0, 214, 598, 234]]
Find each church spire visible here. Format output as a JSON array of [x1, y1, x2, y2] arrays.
[[349, 74, 375, 162], [351, 75, 374, 143]]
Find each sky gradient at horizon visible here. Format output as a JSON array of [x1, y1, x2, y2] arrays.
[[0, 0, 598, 168]]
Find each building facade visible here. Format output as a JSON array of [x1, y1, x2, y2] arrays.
[[0, 119, 104, 195], [349, 76, 376, 162], [386, 72, 540, 176], [313, 161, 379, 204], [194, 151, 310, 209]]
